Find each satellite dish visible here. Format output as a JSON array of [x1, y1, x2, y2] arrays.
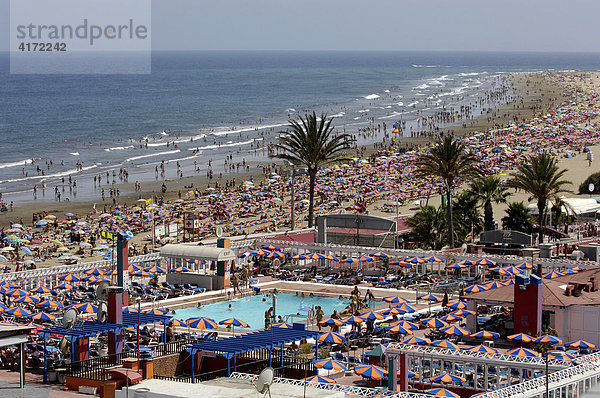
[[96, 281, 110, 301], [216, 226, 223, 238], [97, 302, 108, 323], [254, 367, 274, 396], [62, 309, 77, 329], [59, 337, 70, 354]]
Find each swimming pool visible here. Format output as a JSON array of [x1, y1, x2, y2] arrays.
[[173, 293, 352, 329]]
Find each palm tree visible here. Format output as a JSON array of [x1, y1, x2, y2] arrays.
[[502, 202, 533, 233], [453, 191, 483, 243], [275, 112, 353, 227], [415, 137, 481, 247], [406, 205, 447, 250], [469, 176, 510, 231], [506, 153, 571, 243]]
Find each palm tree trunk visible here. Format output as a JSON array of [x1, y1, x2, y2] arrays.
[[484, 201, 493, 231], [308, 169, 317, 228], [537, 203, 544, 244], [446, 188, 454, 248]]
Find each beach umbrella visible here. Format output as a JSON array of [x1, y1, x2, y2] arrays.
[[219, 318, 250, 328], [30, 286, 51, 294], [30, 312, 57, 321], [446, 301, 466, 310], [369, 252, 391, 258], [392, 303, 417, 313], [533, 335, 563, 345], [290, 254, 307, 260], [0, 281, 19, 288], [359, 311, 385, 321], [312, 358, 347, 371], [266, 251, 286, 259], [405, 257, 426, 264], [15, 295, 40, 304], [84, 268, 104, 276], [400, 336, 430, 345], [464, 285, 487, 294], [72, 303, 98, 314], [385, 324, 413, 335], [507, 333, 533, 343], [430, 340, 459, 350], [439, 314, 462, 323], [145, 266, 167, 274], [383, 296, 410, 304], [342, 315, 364, 325], [302, 375, 336, 384], [132, 270, 154, 278], [5, 307, 32, 317], [318, 331, 347, 343], [59, 274, 80, 282], [391, 260, 410, 268], [321, 318, 345, 327], [354, 364, 387, 380], [543, 271, 563, 279], [262, 245, 281, 251], [168, 319, 187, 327], [425, 388, 460, 398], [381, 307, 403, 316], [425, 318, 449, 329], [418, 294, 442, 302], [428, 373, 466, 384], [37, 300, 62, 309], [0, 303, 6, 312], [425, 256, 444, 263], [123, 306, 139, 314], [146, 308, 168, 315], [470, 330, 500, 339], [6, 288, 29, 298], [303, 253, 329, 260], [440, 325, 470, 336], [187, 317, 217, 330], [483, 281, 504, 290], [476, 258, 496, 266], [388, 320, 419, 330], [56, 283, 75, 290], [271, 322, 294, 329], [466, 344, 498, 354], [445, 263, 467, 270], [515, 262, 534, 269], [170, 266, 192, 273], [450, 309, 475, 317], [568, 340, 596, 349], [506, 347, 538, 358]]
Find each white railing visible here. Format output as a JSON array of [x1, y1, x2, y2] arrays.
[[472, 352, 600, 398], [0, 253, 161, 282], [386, 344, 570, 369], [228, 372, 429, 397]]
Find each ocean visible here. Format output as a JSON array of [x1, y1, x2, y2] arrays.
[[1, 51, 599, 203]]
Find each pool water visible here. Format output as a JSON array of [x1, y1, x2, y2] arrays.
[[173, 293, 352, 329]]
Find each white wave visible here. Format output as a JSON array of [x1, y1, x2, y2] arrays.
[[146, 133, 208, 148], [104, 145, 134, 152], [70, 152, 79, 156], [459, 72, 480, 77], [358, 109, 370, 113], [414, 84, 429, 90], [397, 102, 404, 106], [353, 117, 361, 120], [125, 150, 180, 162], [407, 101, 419, 107], [285, 108, 296, 112], [161, 131, 168, 136], [169, 154, 202, 163], [0, 159, 36, 169], [187, 138, 258, 152], [428, 80, 444, 86], [0, 164, 98, 184], [364, 94, 380, 100], [331, 112, 346, 118], [412, 64, 441, 68], [384, 90, 390, 93], [212, 123, 288, 137]]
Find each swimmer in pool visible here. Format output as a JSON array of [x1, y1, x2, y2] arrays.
[[228, 304, 233, 311]]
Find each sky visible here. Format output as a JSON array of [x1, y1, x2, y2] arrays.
[[1, 0, 599, 52]]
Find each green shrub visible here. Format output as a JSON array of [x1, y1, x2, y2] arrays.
[[579, 172, 600, 194]]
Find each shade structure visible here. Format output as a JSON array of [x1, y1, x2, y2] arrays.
[[425, 256, 444, 263], [271, 322, 294, 329], [466, 344, 498, 354], [37, 300, 63, 309], [170, 266, 193, 273], [445, 263, 467, 270], [56, 283, 75, 290], [122, 306, 139, 314], [483, 281, 505, 290], [84, 268, 104, 276], [568, 340, 596, 349], [439, 314, 462, 323], [145, 266, 167, 274], [262, 245, 281, 251], [318, 331, 346, 343], [359, 311, 385, 321], [342, 315, 364, 325], [131, 270, 154, 278], [507, 333, 533, 343], [533, 335, 563, 345], [516, 262, 534, 269], [506, 347, 538, 358], [219, 318, 250, 328], [369, 251, 391, 258], [302, 375, 336, 384], [354, 364, 387, 380], [546, 351, 577, 362], [440, 325, 470, 336], [476, 258, 496, 266], [425, 388, 460, 398], [470, 330, 500, 339], [146, 308, 169, 316], [430, 340, 459, 350], [312, 358, 347, 371], [464, 284, 488, 294], [391, 260, 410, 268], [5, 307, 32, 317], [290, 254, 307, 260], [446, 301, 466, 310], [392, 303, 417, 313], [385, 324, 413, 335], [30, 312, 57, 321], [450, 309, 475, 317], [238, 250, 255, 258], [429, 373, 466, 384], [6, 288, 29, 297], [30, 286, 51, 294], [383, 296, 410, 304], [187, 317, 217, 330], [425, 318, 449, 329], [266, 251, 286, 259], [59, 274, 80, 282], [401, 336, 430, 345], [321, 318, 345, 327], [381, 307, 403, 316], [405, 256, 426, 264], [418, 294, 441, 302], [15, 295, 40, 304], [304, 252, 330, 260], [169, 319, 187, 327]]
